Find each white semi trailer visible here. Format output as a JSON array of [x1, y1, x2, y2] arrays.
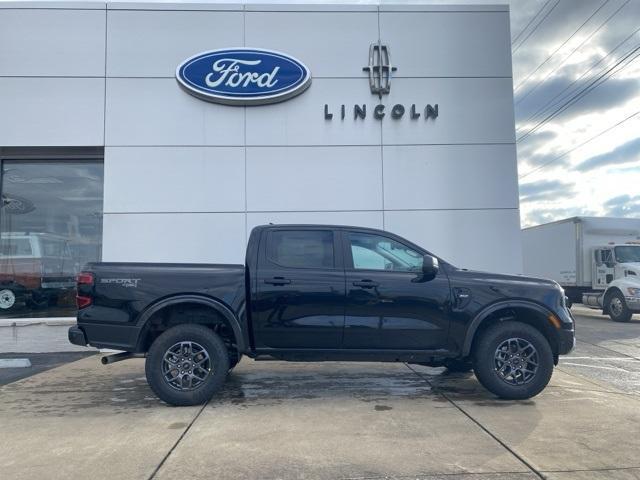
[[522, 217, 640, 322]]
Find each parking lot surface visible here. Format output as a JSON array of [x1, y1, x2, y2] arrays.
[[1, 307, 639, 480]]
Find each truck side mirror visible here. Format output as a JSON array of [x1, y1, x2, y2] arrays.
[[421, 254, 439, 281]]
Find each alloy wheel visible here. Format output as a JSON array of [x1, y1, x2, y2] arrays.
[[161, 341, 212, 391], [494, 337, 539, 386]]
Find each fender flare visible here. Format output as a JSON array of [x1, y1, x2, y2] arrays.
[[461, 300, 555, 356], [135, 294, 246, 352]]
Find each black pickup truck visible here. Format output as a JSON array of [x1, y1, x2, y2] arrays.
[[69, 224, 574, 406]]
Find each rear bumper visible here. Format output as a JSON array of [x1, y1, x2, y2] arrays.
[[68, 326, 88, 346], [72, 314, 142, 351]]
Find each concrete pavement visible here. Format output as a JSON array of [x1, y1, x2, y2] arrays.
[[1, 308, 639, 480]]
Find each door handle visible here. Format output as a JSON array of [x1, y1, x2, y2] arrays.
[[352, 280, 379, 289], [264, 277, 291, 286]]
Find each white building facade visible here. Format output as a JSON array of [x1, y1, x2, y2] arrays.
[[0, 0, 522, 321]]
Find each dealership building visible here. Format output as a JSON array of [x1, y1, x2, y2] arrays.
[[0, 0, 520, 324]]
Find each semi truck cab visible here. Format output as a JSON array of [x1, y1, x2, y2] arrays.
[[584, 243, 640, 321]]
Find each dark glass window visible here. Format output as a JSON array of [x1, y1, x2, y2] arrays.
[[0, 158, 104, 318], [267, 230, 334, 269]]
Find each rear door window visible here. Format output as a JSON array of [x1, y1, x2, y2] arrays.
[[267, 230, 335, 269]]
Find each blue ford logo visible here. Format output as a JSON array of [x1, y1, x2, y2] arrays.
[[176, 48, 312, 105]]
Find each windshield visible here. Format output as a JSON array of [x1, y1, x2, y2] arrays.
[[615, 246, 640, 263]]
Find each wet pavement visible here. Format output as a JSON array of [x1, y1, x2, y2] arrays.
[[0, 351, 95, 386], [0, 307, 639, 480]]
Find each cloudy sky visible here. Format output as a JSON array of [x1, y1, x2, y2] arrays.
[[417, 0, 640, 226], [507, 0, 640, 227]]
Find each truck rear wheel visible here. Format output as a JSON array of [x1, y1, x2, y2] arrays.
[[607, 291, 632, 323], [472, 321, 553, 400], [145, 324, 229, 406], [0, 288, 18, 311]]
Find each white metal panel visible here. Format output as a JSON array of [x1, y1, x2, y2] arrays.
[[246, 146, 382, 211], [247, 211, 384, 235], [0, 9, 106, 77], [104, 146, 245, 213], [245, 78, 380, 146], [105, 78, 245, 146], [0, 77, 104, 146], [102, 212, 246, 263], [522, 220, 578, 286], [245, 3, 378, 12], [0, 2, 105, 8], [579, 217, 640, 285], [385, 209, 523, 274], [245, 11, 378, 78], [108, 2, 241, 11], [382, 78, 516, 145], [383, 144, 518, 210], [380, 11, 511, 77], [107, 10, 244, 77]]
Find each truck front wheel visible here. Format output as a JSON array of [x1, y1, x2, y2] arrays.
[[145, 324, 229, 406], [607, 291, 632, 323], [472, 321, 554, 400]]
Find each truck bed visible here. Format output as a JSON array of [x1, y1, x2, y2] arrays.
[[77, 262, 246, 351]]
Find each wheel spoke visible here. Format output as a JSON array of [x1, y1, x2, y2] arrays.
[[161, 341, 211, 392], [494, 337, 539, 386], [192, 368, 207, 380]]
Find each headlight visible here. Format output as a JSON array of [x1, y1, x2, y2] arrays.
[[627, 287, 640, 296]]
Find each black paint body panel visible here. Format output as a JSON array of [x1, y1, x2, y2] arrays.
[[72, 225, 575, 359]]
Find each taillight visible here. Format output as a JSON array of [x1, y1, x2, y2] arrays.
[[76, 272, 94, 309], [76, 295, 92, 309], [77, 272, 94, 285]]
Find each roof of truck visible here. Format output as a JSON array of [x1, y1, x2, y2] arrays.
[[522, 216, 640, 231]]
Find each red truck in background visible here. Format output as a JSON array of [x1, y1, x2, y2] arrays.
[[0, 232, 76, 313]]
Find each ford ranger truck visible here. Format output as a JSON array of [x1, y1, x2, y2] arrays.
[[69, 225, 575, 406]]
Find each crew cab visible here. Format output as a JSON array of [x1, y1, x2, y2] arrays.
[[69, 225, 575, 406]]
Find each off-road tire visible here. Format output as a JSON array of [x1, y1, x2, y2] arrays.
[[145, 324, 229, 406], [607, 291, 632, 323], [444, 359, 473, 373], [472, 321, 553, 400]]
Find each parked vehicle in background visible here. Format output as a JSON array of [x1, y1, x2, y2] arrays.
[[523, 217, 640, 322], [0, 232, 77, 312], [69, 224, 575, 406]]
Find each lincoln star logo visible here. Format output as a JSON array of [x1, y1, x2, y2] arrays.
[[363, 42, 397, 97], [176, 48, 312, 106], [323, 42, 438, 122]]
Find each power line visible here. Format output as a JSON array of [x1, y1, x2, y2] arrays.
[[511, 0, 555, 46], [515, 0, 631, 105], [514, 0, 612, 93], [517, 23, 640, 133], [513, 0, 563, 54], [519, 110, 640, 179], [517, 44, 640, 143]]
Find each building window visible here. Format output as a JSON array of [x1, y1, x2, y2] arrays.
[[0, 148, 104, 318]]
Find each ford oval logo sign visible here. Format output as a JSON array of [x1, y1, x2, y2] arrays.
[[176, 48, 312, 106]]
